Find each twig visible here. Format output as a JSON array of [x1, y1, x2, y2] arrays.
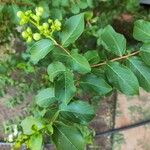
[[91, 50, 140, 68]]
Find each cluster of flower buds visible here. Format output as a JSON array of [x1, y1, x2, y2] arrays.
[[17, 7, 62, 43], [7, 125, 19, 143]]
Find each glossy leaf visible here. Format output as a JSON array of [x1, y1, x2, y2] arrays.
[[126, 57, 150, 92], [52, 123, 86, 150], [29, 39, 55, 64], [101, 25, 126, 56], [60, 101, 95, 125], [29, 134, 43, 150], [84, 50, 100, 64], [80, 74, 112, 95], [140, 43, 150, 66], [55, 69, 76, 104], [133, 20, 150, 43], [69, 51, 91, 74], [106, 62, 139, 95], [47, 61, 66, 82], [61, 13, 84, 47], [36, 88, 56, 108]]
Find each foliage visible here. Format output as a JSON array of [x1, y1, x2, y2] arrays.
[[3, 3, 150, 150], [0, 0, 149, 150]]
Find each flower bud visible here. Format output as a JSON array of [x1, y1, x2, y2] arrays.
[[20, 18, 28, 25], [26, 36, 32, 43], [51, 24, 55, 30], [25, 10, 32, 16], [21, 31, 28, 39], [33, 33, 41, 41], [43, 23, 49, 29], [31, 14, 40, 22], [54, 19, 61, 28], [35, 7, 44, 16], [48, 19, 53, 23], [26, 27, 32, 34], [8, 134, 13, 142], [17, 11, 24, 18]]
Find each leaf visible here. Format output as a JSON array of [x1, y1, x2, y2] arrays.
[[140, 43, 150, 66], [29, 134, 43, 150], [69, 51, 91, 74], [80, 74, 112, 95], [0, 5, 4, 13], [47, 61, 66, 82], [70, 4, 80, 14], [60, 101, 95, 125], [126, 57, 150, 92], [61, 13, 84, 47], [36, 88, 56, 108], [133, 20, 150, 43], [29, 39, 55, 64], [11, 4, 20, 24], [101, 25, 126, 56], [52, 123, 86, 150], [84, 50, 100, 64], [106, 62, 139, 95], [21, 116, 44, 135], [55, 69, 76, 104]]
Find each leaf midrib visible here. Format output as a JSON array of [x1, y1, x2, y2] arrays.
[[107, 64, 135, 91], [62, 15, 83, 46], [55, 125, 80, 150]]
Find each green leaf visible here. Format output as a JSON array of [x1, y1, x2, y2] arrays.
[[55, 69, 76, 104], [29, 134, 43, 150], [36, 88, 56, 108], [106, 62, 139, 95], [140, 44, 150, 66], [11, 4, 20, 24], [47, 61, 66, 82], [21, 116, 44, 135], [84, 50, 100, 64], [29, 39, 55, 64], [133, 20, 150, 43], [70, 4, 80, 14], [80, 74, 112, 95], [69, 51, 91, 74], [52, 123, 86, 150], [60, 101, 95, 125], [0, 5, 4, 13], [101, 25, 126, 56], [78, 0, 88, 9], [126, 57, 150, 92], [61, 13, 84, 47]]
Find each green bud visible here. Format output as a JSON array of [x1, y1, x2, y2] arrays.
[[20, 18, 28, 25], [55, 26, 61, 31], [21, 31, 28, 39], [54, 19, 61, 28], [38, 7, 44, 13], [43, 23, 49, 29], [31, 14, 40, 22], [35, 7, 44, 16], [17, 11, 24, 18], [48, 19, 53, 23], [51, 24, 55, 30], [25, 10, 32, 16], [26, 27, 32, 34], [26, 36, 32, 43], [33, 33, 41, 41]]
